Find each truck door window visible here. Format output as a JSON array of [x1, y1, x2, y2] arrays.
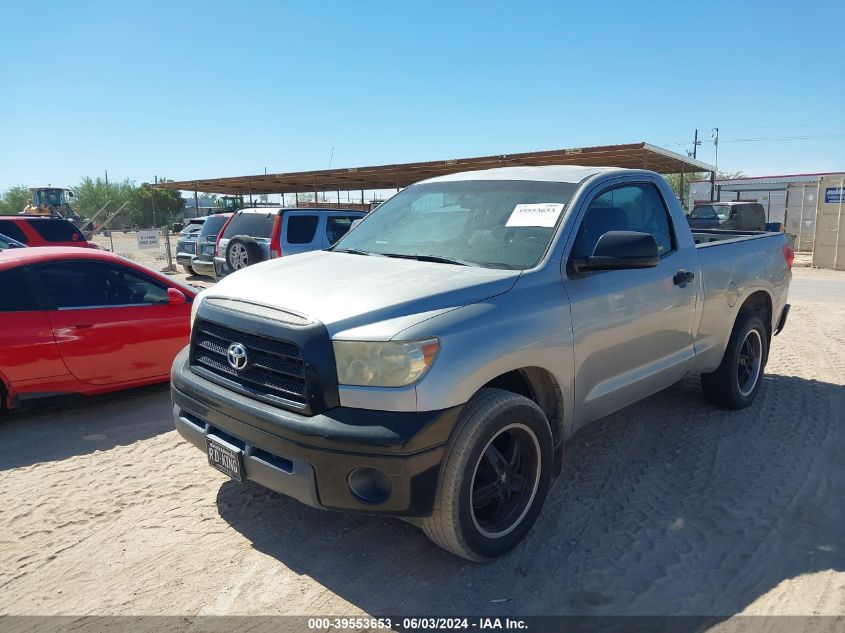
[[573, 183, 675, 258], [286, 215, 319, 244]]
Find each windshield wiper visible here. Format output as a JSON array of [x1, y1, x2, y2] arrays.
[[379, 253, 477, 267], [332, 248, 378, 256]]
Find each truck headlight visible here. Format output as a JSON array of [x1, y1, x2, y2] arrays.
[[190, 291, 205, 330], [333, 339, 439, 387]]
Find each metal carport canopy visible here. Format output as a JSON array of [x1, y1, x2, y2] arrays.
[[154, 142, 715, 196]]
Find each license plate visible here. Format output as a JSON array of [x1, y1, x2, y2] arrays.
[[206, 438, 244, 481]]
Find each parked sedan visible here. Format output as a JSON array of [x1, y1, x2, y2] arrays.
[[0, 247, 196, 411]]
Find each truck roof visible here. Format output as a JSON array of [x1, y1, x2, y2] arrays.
[[234, 207, 366, 214], [421, 165, 622, 185], [694, 201, 764, 207]]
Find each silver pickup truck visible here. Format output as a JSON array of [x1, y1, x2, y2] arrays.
[[171, 165, 792, 561]]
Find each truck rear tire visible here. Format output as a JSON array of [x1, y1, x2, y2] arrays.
[[422, 388, 553, 561], [701, 314, 768, 409]]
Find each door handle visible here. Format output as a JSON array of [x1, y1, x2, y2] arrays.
[[673, 270, 695, 286]]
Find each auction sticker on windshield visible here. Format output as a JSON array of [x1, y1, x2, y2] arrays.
[[506, 203, 565, 227]]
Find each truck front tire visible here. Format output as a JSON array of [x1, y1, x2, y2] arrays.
[[423, 388, 553, 561], [701, 314, 768, 409]]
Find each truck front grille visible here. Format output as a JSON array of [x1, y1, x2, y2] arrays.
[[191, 320, 307, 407]]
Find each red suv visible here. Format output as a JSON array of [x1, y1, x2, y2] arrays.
[[0, 216, 94, 248]]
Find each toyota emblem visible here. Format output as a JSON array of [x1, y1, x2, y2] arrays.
[[226, 343, 249, 371]]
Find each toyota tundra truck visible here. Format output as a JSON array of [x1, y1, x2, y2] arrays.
[[171, 165, 792, 561]]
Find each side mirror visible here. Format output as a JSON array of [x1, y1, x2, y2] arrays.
[[350, 219, 363, 230], [572, 231, 659, 274], [167, 288, 187, 305]]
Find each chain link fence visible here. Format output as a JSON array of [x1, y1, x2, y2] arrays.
[[90, 227, 178, 272]]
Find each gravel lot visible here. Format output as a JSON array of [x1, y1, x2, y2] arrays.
[[1, 267, 843, 619]]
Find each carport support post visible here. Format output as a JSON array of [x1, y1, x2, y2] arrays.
[[812, 180, 823, 264], [797, 185, 806, 251], [680, 166, 686, 208], [194, 185, 199, 221], [163, 226, 175, 272], [835, 177, 844, 270]]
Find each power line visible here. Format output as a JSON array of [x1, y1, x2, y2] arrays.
[[720, 134, 845, 143], [658, 133, 845, 149]]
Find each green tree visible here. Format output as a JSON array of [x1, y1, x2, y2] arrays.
[[134, 179, 185, 226], [662, 172, 707, 206], [72, 176, 139, 225], [663, 171, 747, 207], [0, 185, 32, 215]]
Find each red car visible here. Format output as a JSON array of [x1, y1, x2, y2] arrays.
[[0, 216, 95, 248], [0, 247, 196, 410]]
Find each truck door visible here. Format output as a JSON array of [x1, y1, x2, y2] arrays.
[[563, 181, 699, 428]]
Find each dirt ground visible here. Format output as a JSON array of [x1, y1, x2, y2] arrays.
[[1, 267, 843, 619]]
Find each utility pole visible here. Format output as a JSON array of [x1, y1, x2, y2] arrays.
[[711, 127, 720, 173], [693, 129, 700, 159], [105, 169, 109, 186], [152, 175, 157, 227]]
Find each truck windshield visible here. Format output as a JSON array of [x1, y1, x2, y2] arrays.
[[333, 180, 578, 270], [690, 204, 730, 221]]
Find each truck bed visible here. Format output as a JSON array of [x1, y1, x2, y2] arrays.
[[691, 228, 780, 247], [691, 228, 789, 372]]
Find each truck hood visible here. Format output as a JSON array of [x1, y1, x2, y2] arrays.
[[206, 250, 520, 339]]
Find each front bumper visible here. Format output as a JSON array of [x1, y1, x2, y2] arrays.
[[171, 348, 460, 516]]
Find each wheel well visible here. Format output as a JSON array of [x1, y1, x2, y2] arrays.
[[738, 291, 773, 339], [482, 367, 565, 473]]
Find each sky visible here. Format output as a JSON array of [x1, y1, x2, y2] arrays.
[[1, 0, 843, 193]]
